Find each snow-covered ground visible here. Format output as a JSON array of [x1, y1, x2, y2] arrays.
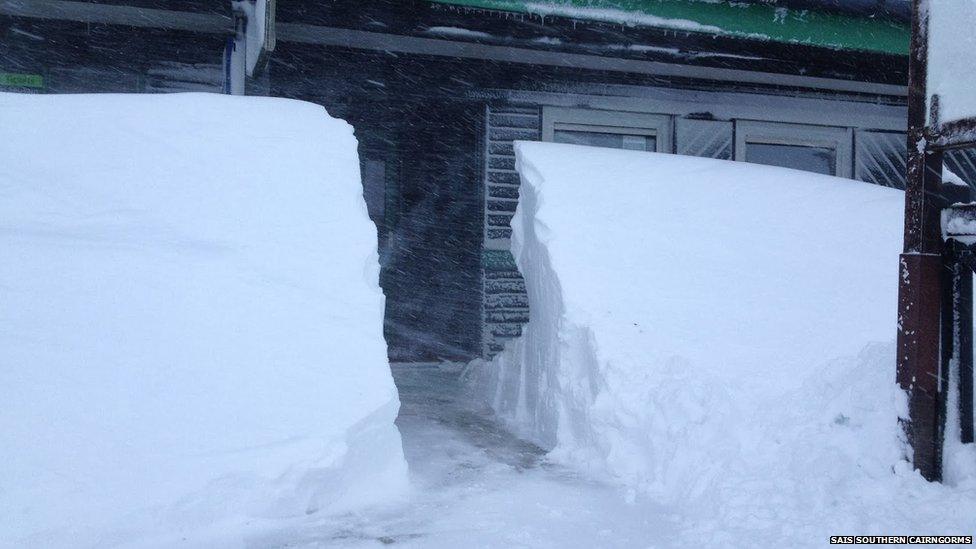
[[466, 142, 976, 544], [0, 93, 406, 548], [245, 358, 975, 548], [252, 365, 683, 548], [3, 91, 974, 548]]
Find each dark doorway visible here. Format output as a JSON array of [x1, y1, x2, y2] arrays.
[[382, 100, 484, 362]]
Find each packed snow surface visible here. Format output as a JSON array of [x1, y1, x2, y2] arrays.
[[927, 0, 976, 124], [0, 93, 406, 548], [252, 365, 683, 548], [467, 142, 976, 543]]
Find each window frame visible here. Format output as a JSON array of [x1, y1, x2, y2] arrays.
[[542, 106, 673, 153], [734, 120, 853, 178]]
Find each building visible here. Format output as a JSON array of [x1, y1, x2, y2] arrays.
[[4, 0, 973, 362]]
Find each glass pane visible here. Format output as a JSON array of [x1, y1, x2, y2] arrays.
[[855, 131, 907, 189], [745, 142, 836, 175], [676, 118, 733, 160], [945, 148, 976, 188], [553, 129, 656, 152]]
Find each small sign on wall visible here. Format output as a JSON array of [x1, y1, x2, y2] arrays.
[[0, 73, 44, 89]]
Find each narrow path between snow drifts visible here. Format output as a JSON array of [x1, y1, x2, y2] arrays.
[[255, 365, 676, 548]]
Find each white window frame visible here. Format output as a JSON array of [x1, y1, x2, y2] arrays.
[[542, 106, 673, 153], [734, 120, 853, 178]]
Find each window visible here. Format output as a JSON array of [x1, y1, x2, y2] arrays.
[[542, 107, 672, 153], [676, 118, 734, 160], [735, 121, 853, 178], [746, 143, 836, 175], [855, 130, 907, 188], [855, 130, 976, 189], [553, 127, 657, 151], [945, 148, 976, 187]]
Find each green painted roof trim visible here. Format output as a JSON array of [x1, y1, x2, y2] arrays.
[[431, 0, 910, 55]]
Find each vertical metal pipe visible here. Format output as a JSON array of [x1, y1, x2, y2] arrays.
[[959, 267, 974, 444], [229, 13, 247, 96], [958, 253, 974, 444]]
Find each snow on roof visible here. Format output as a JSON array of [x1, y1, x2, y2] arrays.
[[432, 0, 910, 55]]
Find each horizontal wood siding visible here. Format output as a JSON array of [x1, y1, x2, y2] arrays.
[[483, 104, 540, 357]]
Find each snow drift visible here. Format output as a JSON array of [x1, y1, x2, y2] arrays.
[[0, 93, 407, 547], [928, 0, 976, 124], [466, 142, 976, 543]]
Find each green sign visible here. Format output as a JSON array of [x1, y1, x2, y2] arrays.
[[0, 73, 45, 89], [484, 249, 518, 272]]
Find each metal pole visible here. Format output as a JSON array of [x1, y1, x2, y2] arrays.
[[896, 0, 946, 482], [955, 242, 975, 445], [941, 230, 974, 452], [938, 201, 976, 451], [229, 13, 247, 96]]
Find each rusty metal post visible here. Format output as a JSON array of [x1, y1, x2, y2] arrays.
[[898, 249, 944, 481], [938, 239, 973, 454], [955, 244, 974, 445], [944, 196, 976, 445], [940, 203, 976, 451], [939, 240, 954, 459], [897, 0, 946, 482]]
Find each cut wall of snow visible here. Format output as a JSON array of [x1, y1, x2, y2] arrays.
[[466, 142, 976, 542], [0, 92, 407, 547]]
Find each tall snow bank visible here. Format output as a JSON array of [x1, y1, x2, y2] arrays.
[[0, 93, 406, 547], [467, 142, 976, 542]]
